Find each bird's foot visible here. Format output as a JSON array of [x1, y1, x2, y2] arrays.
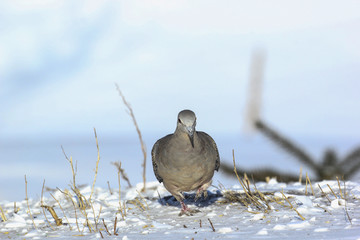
[[179, 201, 200, 216], [194, 187, 208, 202]]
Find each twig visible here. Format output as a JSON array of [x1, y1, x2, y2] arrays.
[[327, 184, 337, 198], [114, 216, 118, 235], [199, 219, 202, 228], [90, 128, 101, 201], [14, 202, 19, 214], [280, 190, 305, 221], [305, 173, 308, 195], [343, 179, 352, 224], [306, 173, 315, 196], [0, 205, 7, 222], [336, 177, 343, 199], [24, 175, 37, 229], [42, 205, 63, 226], [115, 83, 146, 191], [208, 218, 215, 232], [50, 193, 72, 230], [60, 189, 81, 232], [61, 146, 77, 189], [99, 231, 104, 239], [112, 161, 132, 188], [115, 162, 125, 220], [91, 202, 100, 231], [137, 190, 149, 210], [102, 219, 111, 236], [40, 180, 56, 229], [94, 204, 103, 231], [107, 181, 113, 195], [317, 184, 331, 203], [232, 150, 263, 208]]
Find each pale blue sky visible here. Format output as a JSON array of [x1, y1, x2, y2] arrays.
[[1, 0, 360, 139]]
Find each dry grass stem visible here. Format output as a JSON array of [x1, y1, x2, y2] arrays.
[[102, 218, 111, 236], [115, 83, 146, 191], [112, 161, 132, 188], [62, 146, 77, 188], [232, 150, 264, 209], [305, 173, 308, 195], [0, 205, 7, 222], [136, 190, 149, 210], [60, 189, 81, 232], [14, 202, 19, 214], [24, 175, 37, 229], [336, 177, 343, 199], [280, 190, 305, 221], [327, 184, 337, 199], [317, 184, 331, 203], [91, 203, 99, 231], [50, 193, 72, 230], [42, 205, 63, 226], [208, 218, 216, 232], [299, 167, 303, 184], [96, 205, 103, 229], [107, 181, 113, 195], [306, 173, 315, 196], [343, 180, 352, 224], [114, 216, 118, 235], [41, 180, 56, 230], [114, 161, 126, 219], [90, 127, 101, 201]]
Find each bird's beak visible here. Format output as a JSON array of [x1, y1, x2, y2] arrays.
[[186, 126, 195, 148]]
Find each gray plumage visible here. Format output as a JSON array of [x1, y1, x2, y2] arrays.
[[152, 109, 220, 215]]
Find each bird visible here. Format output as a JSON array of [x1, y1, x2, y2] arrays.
[[152, 109, 220, 216]]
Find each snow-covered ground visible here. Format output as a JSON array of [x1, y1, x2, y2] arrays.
[[1, 179, 359, 239]]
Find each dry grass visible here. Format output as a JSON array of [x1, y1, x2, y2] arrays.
[[0, 205, 7, 222], [113, 161, 127, 219], [40, 180, 57, 229], [280, 190, 305, 221], [230, 149, 270, 212], [90, 127, 101, 201], [112, 161, 132, 188], [24, 175, 37, 229], [115, 83, 147, 192]]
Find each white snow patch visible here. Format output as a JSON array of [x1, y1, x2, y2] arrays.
[[1, 180, 360, 239], [330, 198, 346, 209], [251, 213, 265, 221], [256, 228, 268, 235], [314, 228, 328, 232], [273, 224, 287, 230], [218, 227, 233, 234], [287, 220, 310, 229], [25, 230, 46, 237], [4, 214, 26, 228], [267, 178, 278, 185]]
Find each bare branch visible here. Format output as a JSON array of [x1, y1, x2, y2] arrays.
[[115, 83, 146, 191]]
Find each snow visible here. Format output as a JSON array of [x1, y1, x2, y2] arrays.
[[1, 180, 360, 239]]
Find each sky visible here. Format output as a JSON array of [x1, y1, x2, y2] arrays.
[[1, 0, 360, 141]]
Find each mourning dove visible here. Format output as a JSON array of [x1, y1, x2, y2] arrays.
[[152, 109, 220, 216]]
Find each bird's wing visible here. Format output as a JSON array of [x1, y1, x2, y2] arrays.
[[198, 131, 220, 171], [151, 134, 172, 183]]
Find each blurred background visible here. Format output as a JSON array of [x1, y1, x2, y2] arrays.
[[1, 0, 360, 201]]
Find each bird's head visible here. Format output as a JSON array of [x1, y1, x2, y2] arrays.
[[177, 109, 197, 148]]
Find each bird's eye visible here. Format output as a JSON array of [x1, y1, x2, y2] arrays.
[[178, 118, 181, 123]]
